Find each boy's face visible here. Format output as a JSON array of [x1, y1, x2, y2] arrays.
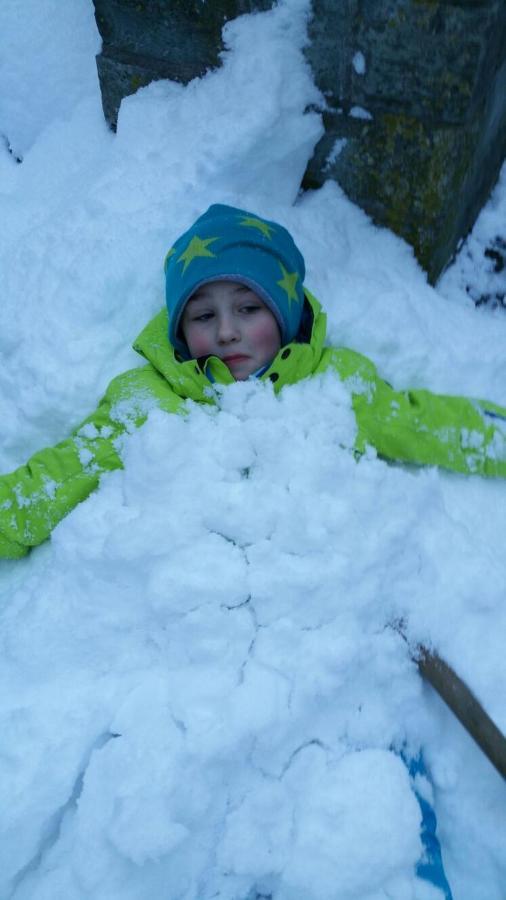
[[181, 280, 281, 380]]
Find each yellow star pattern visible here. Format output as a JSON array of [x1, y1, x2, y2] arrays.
[[177, 235, 219, 273], [163, 247, 175, 272], [239, 216, 275, 240], [277, 264, 300, 306]]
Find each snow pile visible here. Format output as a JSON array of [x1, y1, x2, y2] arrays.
[[1, 1, 506, 898], [2, 378, 435, 899], [0, 0, 100, 158], [438, 162, 506, 311]]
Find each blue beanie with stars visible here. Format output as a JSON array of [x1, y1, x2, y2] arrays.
[[164, 204, 306, 359]]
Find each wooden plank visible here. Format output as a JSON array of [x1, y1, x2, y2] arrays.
[[416, 644, 506, 780], [394, 623, 506, 780]]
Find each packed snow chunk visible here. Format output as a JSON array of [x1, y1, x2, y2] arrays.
[[280, 747, 421, 899], [146, 533, 249, 614], [78, 678, 189, 866], [218, 747, 423, 900], [218, 779, 294, 876]]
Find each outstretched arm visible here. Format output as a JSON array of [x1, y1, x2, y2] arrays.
[[0, 365, 183, 559], [321, 347, 506, 477]]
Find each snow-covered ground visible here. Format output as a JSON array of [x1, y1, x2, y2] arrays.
[[1, 1, 505, 898]]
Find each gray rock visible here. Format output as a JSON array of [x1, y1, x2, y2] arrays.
[[304, 0, 506, 282]]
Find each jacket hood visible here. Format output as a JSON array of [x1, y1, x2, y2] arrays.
[[132, 289, 327, 403]]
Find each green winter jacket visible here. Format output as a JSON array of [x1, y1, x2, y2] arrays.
[[1, 292, 506, 559]]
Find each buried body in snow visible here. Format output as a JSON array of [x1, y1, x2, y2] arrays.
[[2, 204, 506, 899]]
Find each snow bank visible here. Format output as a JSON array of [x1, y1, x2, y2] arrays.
[[439, 162, 506, 312], [0, 0, 100, 159]]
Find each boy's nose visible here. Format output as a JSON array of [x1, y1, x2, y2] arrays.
[[216, 315, 240, 343]]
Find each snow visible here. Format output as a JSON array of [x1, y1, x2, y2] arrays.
[[324, 137, 347, 170], [0, 0, 100, 159], [352, 51, 366, 75], [0, 1, 506, 898], [349, 105, 373, 120], [438, 163, 506, 311]]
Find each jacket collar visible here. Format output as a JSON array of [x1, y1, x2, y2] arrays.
[[132, 290, 327, 402]]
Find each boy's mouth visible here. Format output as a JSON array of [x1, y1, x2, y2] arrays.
[[221, 354, 250, 363]]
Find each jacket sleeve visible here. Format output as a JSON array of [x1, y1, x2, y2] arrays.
[[0, 365, 183, 559], [321, 347, 506, 477]]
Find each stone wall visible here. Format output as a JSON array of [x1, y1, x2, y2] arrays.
[[304, 0, 506, 281], [92, 0, 506, 283]]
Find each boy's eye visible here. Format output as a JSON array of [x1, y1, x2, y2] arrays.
[[241, 304, 261, 314], [193, 311, 214, 322]]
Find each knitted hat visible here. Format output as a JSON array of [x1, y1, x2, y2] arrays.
[[164, 204, 306, 359]]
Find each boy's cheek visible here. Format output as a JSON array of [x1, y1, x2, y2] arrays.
[[251, 321, 281, 355], [184, 328, 212, 358]]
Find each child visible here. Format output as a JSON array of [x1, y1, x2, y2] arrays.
[[1, 202, 505, 561], [1, 203, 505, 897]]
